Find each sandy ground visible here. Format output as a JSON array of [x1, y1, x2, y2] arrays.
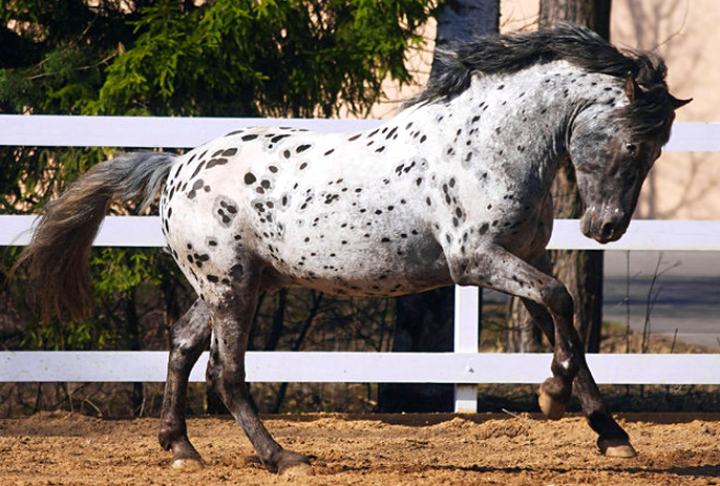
[[1, 411, 720, 485]]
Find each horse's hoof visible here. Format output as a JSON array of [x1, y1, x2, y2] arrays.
[[599, 438, 637, 458], [605, 444, 637, 458], [171, 457, 204, 471], [537, 389, 566, 420], [274, 450, 312, 475], [279, 462, 315, 477]]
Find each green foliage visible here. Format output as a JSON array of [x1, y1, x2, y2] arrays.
[[91, 249, 161, 296], [0, 0, 438, 353], [20, 315, 115, 351], [92, 0, 435, 117]]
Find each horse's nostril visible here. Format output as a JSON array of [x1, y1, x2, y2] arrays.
[[601, 222, 614, 239]]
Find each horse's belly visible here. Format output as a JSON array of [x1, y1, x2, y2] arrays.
[[266, 230, 452, 297]]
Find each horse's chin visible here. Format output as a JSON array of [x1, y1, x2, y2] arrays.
[[580, 214, 625, 244], [592, 233, 617, 245]]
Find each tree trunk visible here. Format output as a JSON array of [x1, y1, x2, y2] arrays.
[[539, 1, 611, 40], [506, 1, 610, 354], [378, 0, 499, 413]]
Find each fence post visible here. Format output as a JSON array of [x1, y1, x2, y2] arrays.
[[453, 285, 480, 412]]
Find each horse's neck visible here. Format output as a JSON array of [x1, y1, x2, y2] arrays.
[[411, 61, 615, 185]]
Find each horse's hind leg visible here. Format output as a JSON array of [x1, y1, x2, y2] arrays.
[[158, 299, 212, 469], [521, 297, 636, 458], [204, 271, 311, 474]]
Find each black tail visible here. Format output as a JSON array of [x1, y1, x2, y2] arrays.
[[13, 151, 177, 321]]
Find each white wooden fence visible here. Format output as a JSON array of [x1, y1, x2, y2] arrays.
[[1, 115, 719, 413]]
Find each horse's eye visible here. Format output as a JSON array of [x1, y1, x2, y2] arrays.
[[625, 143, 637, 155]]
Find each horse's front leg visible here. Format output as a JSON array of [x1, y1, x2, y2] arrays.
[[158, 299, 212, 469], [521, 297, 635, 457], [449, 246, 582, 423], [514, 251, 635, 457], [204, 273, 311, 475]]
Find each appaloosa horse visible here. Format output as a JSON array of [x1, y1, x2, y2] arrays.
[[17, 24, 689, 473]]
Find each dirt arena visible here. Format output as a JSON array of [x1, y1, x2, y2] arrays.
[[1, 411, 719, 485]]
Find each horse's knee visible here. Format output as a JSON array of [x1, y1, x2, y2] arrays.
[[541, 280, 574, 319], [168, 302, 211, 362], [168, 332, 210, 378]]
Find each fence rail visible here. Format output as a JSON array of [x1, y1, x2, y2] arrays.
[[1, 116, 718, 412], [3, 215, 719, 250], [1, 115, 718, 151], [4, 351, 720, 386]]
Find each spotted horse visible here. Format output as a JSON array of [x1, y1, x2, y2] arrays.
[[16, 24, 689, 474]]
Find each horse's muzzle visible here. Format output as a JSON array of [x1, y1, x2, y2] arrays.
[[580, 212, 628, 244]]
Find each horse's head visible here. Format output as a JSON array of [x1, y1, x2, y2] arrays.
[[569, 71, 690, 244]]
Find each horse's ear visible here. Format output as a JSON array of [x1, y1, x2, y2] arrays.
[[670, 94, 692, 110], [623, 72, 641, 103]]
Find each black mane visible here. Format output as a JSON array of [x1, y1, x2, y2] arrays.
[[406, 24, 675, 141]]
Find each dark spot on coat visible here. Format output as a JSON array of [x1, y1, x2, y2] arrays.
[[206, 158, 229, 169], [244, 173, 256, 185], [190, 161, 206, 179], [241, 134, 258, 141], [271, 134, 290, 143]]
